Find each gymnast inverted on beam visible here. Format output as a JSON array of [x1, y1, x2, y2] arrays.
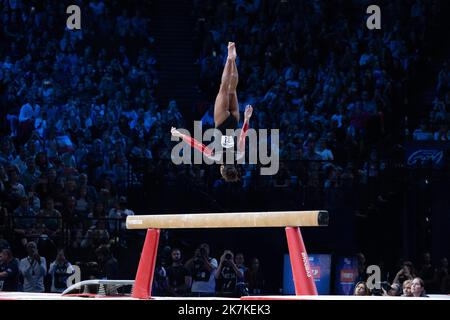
[[171, 42, 253, 182]]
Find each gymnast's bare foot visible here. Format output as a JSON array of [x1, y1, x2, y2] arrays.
[[228, 42, 236, 60]]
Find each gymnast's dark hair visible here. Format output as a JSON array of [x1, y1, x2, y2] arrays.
[[221, 164, 240, 182]]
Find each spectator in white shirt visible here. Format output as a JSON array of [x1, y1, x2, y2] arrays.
[[317, 140, 334, 161], [19, 242, 46, 292]]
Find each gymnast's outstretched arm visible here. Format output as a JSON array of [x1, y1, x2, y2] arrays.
[[171, 127, 214, 157], [238, 105, 253, 153]]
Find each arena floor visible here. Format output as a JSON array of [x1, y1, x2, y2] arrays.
[[1, 292, 449, 300]]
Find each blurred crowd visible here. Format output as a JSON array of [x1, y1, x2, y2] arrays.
[[412, 60, 450, 141], [192, 0, 441, 184], [0, 0, 180, 288]]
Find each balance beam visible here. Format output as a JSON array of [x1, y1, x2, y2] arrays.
[[126, 210, 328, 229]]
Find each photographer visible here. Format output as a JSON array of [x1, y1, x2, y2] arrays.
[[185, 243, 217, 297], [393, 261, 416, 285], [19, 241, 46, 292], [48, 249, 75, 293], [215, 250, 246, 297]]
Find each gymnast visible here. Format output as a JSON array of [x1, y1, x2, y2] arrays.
[[171, 42, 253, 182]]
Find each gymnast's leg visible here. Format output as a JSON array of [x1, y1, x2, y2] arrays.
[[228, 44, 240, 123], [214, 42, 236, 127]]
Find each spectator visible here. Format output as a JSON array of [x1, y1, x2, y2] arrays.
[[419, 252, 437, 293], [21, 158, 41, 189], [6, 166, 26, 205], [152, 262, 168, 296], [234, 252, 249, 295], [107, 196, 135, 231], [401, 279, 413, 297], [0, 249, 19, 292], [411, 277, 428, 297], [13, 196, 36, 238], [166, 248, 191, 297], [37, 197, 62, 239], [81, 220, 110, 249], [354, 281, 370, 296], [94, 245, 119, 280], [48, 249, 75, 293], [393, 261, 416, 285], [185, 243, 218, 297], [78, 173, 97, 203], [215, 250, 246, 297], [74, 186, 92, 218], [384, 282, 401, 296], [19, 242, 47, 293], [436, 258, 449, 293], [247, 257, 265, 295], [87, 201, 107, 229]]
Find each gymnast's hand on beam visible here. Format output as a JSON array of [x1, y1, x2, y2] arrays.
[[244, 105, 253, 120], [171, 127, 182, 137]]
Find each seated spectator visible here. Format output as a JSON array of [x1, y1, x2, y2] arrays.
[[21, 157, 41, 189], [0, 249, 19, 292], [81, 220, 110, 249], [87, 201, 107, 229], [13, 196, 36, 238], [166, 248, 191, 297], [48, 249, 76, 293], [61, 196, 81, 226], [78, 173, 97, 203], [37, 197, 62, 238], [317, 140, 334, 161], [353, 281, 370, 296], [107, 196, 135, 232], [19, 242, 47, 293], [0, 201, 7, 229], [6, 166, 26, 206], [411, 277, 428, 297], [74, 186, 92, 218], [401, 279, 413, 297], [185, 243, 218, 297], [27, 188, 41, 213]]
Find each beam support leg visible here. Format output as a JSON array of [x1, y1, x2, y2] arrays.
[[285, 226, 318, 295], [132, 228, 160, 299]]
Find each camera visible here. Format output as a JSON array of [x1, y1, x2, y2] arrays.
[[225, 253, 232, 260], [199, 247, 207, 257], [381, 281, 392, 291]]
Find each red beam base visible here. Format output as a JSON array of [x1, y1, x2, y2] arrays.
[[132, 228, 160, 299], [285, 226, 318, 295]]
